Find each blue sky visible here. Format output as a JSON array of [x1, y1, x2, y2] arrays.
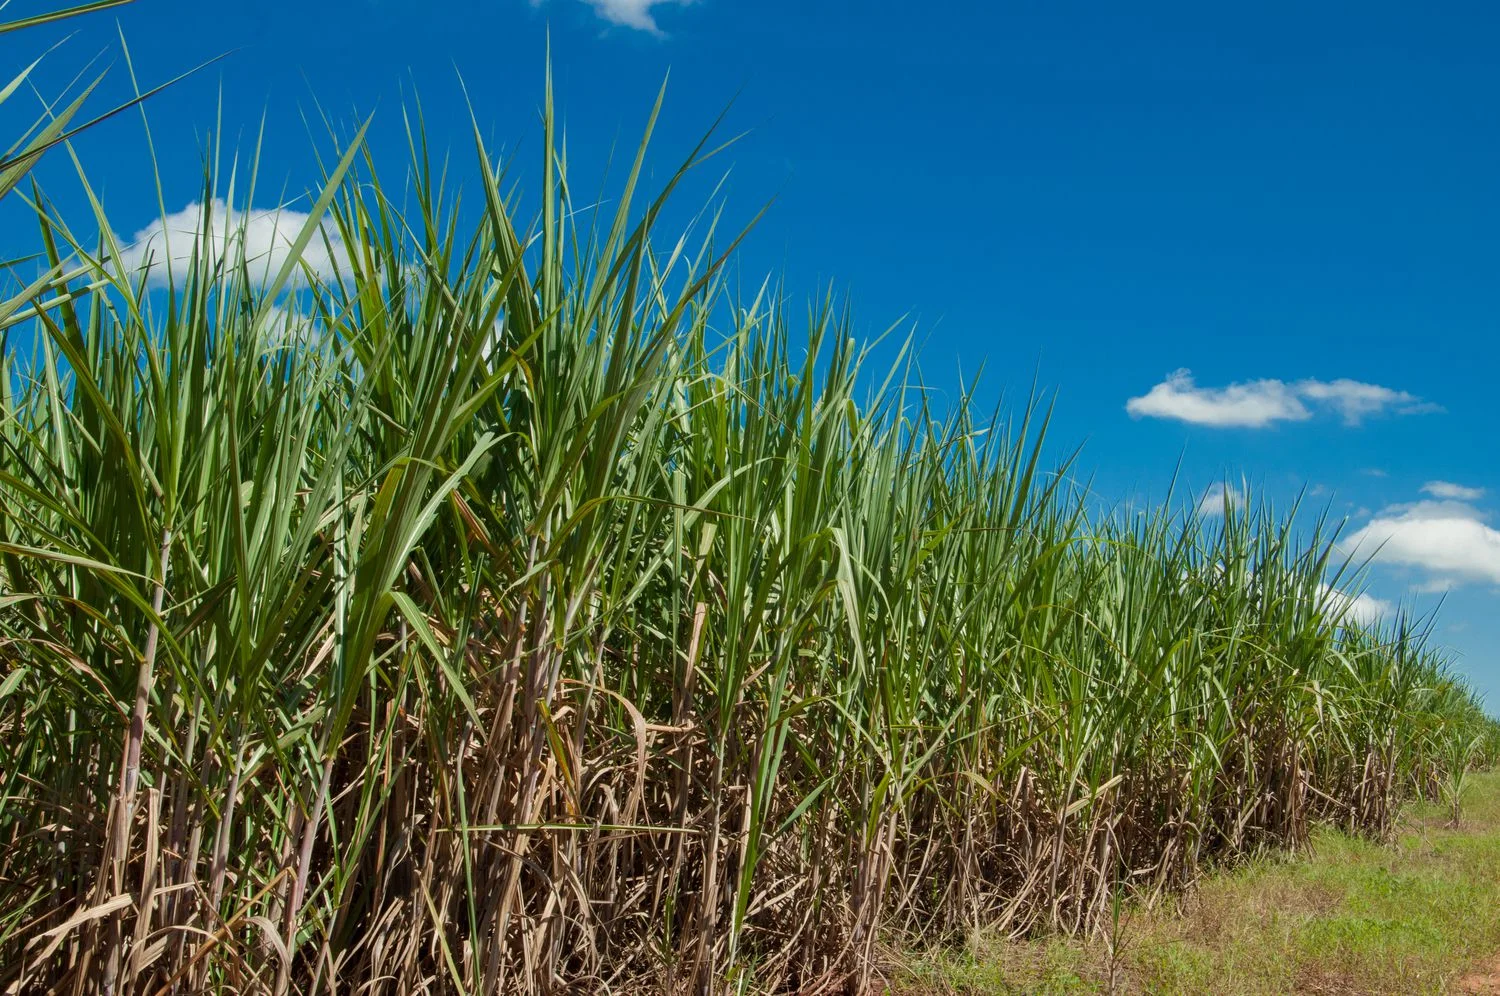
[[9, 0, 1500, 700]]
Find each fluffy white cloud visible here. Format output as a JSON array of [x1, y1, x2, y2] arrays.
[[1422, 480, 1486, 502], [530, 0, 691, 33], [1343, 501, 1500, 587], [1127, 370, 1309, 428], [1197, 483, 1245, 517], [116, 199, 348, 287], [1318, 583, 1391, 627], [1181, 569, 1390, 628], [586, 0, 691, 31], [261, 304, 321, 346], [1125, 369, 1436, 428], [1294, 378, 1432, 425]]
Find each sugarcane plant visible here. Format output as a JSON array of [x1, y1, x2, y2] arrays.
[[0, 57, 1496, 995]]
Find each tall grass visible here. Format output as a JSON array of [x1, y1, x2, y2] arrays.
[[0, 71, 1494, 994]]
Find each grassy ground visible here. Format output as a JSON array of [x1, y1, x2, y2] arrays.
[[896, 771, 1500, 995]]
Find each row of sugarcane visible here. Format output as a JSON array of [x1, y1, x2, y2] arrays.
[[0, 60, 1496, 996]]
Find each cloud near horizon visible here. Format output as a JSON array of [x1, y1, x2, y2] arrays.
[[1343, 500, 1500, 588], [1197, 482, 1245, 517], [116, 199, 348, 287], [1319, 583, 1392, 627], [1125, 369, 1439, 428]]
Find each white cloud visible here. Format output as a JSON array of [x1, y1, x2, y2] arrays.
[[531, 0, 691, 33], [1293, 378, 1429, 425], [1127, 370, 1309, 428], [1343, 500, 1500, 587], [1422, 480, 1486, 502], [261, 304, 321, 347], [116, 199, 348, 287], [1182, 569, 1390, 628], [1318, 583, 1391, 627], [1198, 483, 1245, 517], [1125, 369, 1437, 428], [589, 0, 690, 31]]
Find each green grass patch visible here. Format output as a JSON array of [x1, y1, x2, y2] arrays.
[[900, 771, 1500, 994]]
